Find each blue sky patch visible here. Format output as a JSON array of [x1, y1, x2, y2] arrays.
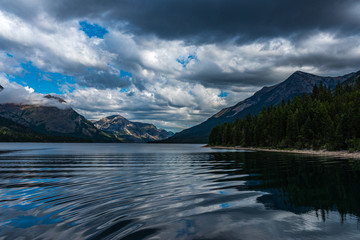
[[11, 62, 76, 94], [79, 21, 108, 39], [120, 70, 132, 78], [120, 88, 129, 93], [218, 90, 229, 98], [176, 54, 197, 68]]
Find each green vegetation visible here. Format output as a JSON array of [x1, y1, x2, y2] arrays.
[[0, 116, 92, 142], [209, 78, 360, 151]]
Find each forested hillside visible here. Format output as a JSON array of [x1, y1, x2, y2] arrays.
[[0, 116, 92, 142], [162, 70, 354, 143], [209, 78, 360, 151]]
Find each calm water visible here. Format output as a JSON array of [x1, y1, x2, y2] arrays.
[[0, 143, 360, 239]]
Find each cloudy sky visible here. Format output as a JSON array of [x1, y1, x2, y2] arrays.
[[0, 0, 359, 132]]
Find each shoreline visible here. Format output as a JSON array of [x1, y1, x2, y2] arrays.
[[206, 145, 360, 159]]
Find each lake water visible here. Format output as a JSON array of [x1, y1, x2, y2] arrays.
[[0, 143, 359, 239]]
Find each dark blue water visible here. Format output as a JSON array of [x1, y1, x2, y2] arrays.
[[0, 143, 359, 239]]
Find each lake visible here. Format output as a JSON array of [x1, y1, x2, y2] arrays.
[[0, 143, 359, 239]]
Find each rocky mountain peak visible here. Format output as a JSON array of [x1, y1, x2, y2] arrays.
[[107, 115, 126, 120], [44, 94, 66, 103], [163, 69, 357, 143], [94, 115, 174, 142], [292, 70, 311, 76], [95, 115, 130, 128], [285, 71, 318, 83]]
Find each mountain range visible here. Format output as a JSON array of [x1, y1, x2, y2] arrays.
[[1, 69, 359, 143], [0, 87, 172, 142], [94, 115, 173, 143], [161, 70, 359, 143], [0, 103, 113, 142]]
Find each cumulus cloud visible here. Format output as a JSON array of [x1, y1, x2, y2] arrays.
[[0, 1, 359, 131], [0, 52, 23, 75], [64, 79, 246, 131], [101, 30, 360, 89], [0, 74, 68, 109], [2, 0, 358, 44], [0, 10, 122, 89], [0, 11, 107, 68]]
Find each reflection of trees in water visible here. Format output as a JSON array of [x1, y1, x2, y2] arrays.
[[208, 152, 360, 222]]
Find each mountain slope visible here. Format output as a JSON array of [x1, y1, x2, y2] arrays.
[[94, 115, 174, 143], [0, 115, 94, 142], [0, 103, 116, 142], [343, 70, 360, 86], [162, 71, 355, 143], [0, 86, 116, 142], [209, 77, 360, 150]]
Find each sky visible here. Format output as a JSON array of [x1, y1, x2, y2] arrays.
[[0, 0, 360, 132]]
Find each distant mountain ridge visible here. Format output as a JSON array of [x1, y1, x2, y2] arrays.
[[0, 115, 92, 142], [94, 115, 174, 143], [1, 70, 358, 143], [0, 84, 114, 142], [161, 70, 356, 143], [0, 103, 114, 142], [343, 70, 360, 86], [0, 84, 174, 142]]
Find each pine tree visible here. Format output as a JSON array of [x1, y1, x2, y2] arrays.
[[208, 81, 360, 151]]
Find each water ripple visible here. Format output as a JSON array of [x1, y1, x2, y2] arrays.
[[0, 144, 360, 239]]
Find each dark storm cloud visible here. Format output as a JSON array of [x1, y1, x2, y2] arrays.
[[276, 54, 360, 74], [77, 71, 131, 89], [183, 69, 278, 90], [1, 0, 360, 131], [11, 0, 358, 44]]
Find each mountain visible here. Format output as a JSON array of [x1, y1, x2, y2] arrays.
[[0, 103, 116, 142], [44, 94, 67, 103], [162, 70, 355, 143], [209, 77, 360, 151], [0, 115, 92, 142], [0, 86, 116, 142], [94, 115, 174, 143], [343, 70, 360, 86], [0, 85, 171, 143]]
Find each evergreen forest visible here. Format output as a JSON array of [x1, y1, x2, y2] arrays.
[[209, 79, 360, 151]]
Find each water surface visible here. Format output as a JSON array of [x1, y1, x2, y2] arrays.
[[0, 143, 359, 239]]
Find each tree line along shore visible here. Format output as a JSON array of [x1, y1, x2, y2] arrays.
[[205, 145, 360, 159], [208, 78, 360, 154]]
